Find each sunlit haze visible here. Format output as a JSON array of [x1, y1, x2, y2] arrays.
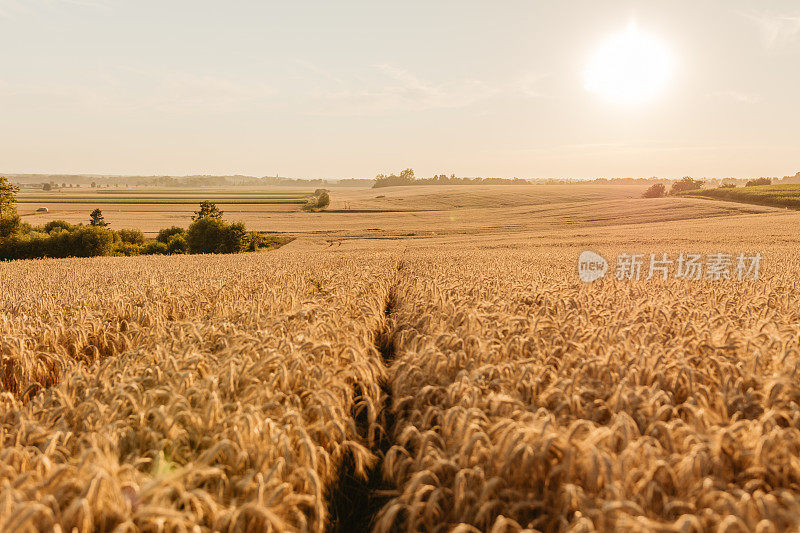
[[584, 22, 672, 106], [1, 0, 798, 179]]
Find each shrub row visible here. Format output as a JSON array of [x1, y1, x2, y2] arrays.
[[0, 225, 114, 260], [0, 217, 284, 260]]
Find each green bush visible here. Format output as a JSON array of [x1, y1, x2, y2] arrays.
[[43, 220, 74, 233], [0, 214, 278, 260], [166, 234, 189, 254], [141, 240, 169, 255], [68, 226, 115, 257], [0, 232, 44, 260], [670, 177, 705, 195], [245, 231, 285, 252], [117, 228, 145, 245], [316, 190, 330, 209], [156, 226, 186, 243], [0, 225, 113, 260], [246, 231, 265, 252], [186, 217, 248, 254], [0, 215, 23, 238], [245, 231, 261, 252], [223, 222, 247, 253], [112, 242, 142, 256], [642, 183, 666, 198], [186, 217, 225, 254], [303, 190, 331, 212], [42, 229, 71, 258]]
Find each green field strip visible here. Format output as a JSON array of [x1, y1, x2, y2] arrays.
[[682, 185, 800, 209], [96, 191, 312, 196], [17, 198, 308, 204]]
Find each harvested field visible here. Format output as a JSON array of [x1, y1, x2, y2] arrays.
[[20, 184, 784, 238]]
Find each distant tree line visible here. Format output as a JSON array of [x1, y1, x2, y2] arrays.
[[336, 178, 375, 187], [4, 170, 799, 189], [642, 177, 707, 198], [745, 177, 772, 187], [373, 169, 530, 188], [640, 174, 785, 199]]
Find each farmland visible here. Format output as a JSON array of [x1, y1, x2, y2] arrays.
[[17, 188, 312, 204], [3, 185, 800, 531], [19, 183, 781, 237], [16, 187, 316, 235], [681, 184, 800, 210]]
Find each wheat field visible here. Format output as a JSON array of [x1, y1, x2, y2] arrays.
[[22, 183, 779, 237], [2, 206, 800, 532], [0, 252, 397, 531]]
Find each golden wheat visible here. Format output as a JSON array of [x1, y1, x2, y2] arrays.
[[0, 252, 395, 531], [3, 232, 800, 532], [375, 246, 800, 532]]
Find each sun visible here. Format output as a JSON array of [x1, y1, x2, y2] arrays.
[[584, 22, 672, 106]]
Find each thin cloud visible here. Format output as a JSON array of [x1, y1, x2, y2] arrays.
[[0, 70, 275, 115], [58, 0, 113, 8], [304, 64, 497, 116], [743, 10, 800, 49], [157, 73, 275, 113], [514, 72, 548, 98], [0, 0, 113, 18], [712, 90, 763, 104]]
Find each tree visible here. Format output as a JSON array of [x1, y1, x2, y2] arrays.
[[642, 183, 666, 198], [670, 177, 705, 195], [44, 220, 73, 233], [156, 226, 187, 243], [0, 215, 22, 238], [186, 217, 247, 254], [90, 208, 109, 227], [303, 190, 331, 211], [69, 226, 113, 257], [193, 201, 224, 221], [0, 176, 20, 218], [373, 168, 416, 188], [43, 183, 52, 191], [316, 190, 330, 209], [166, 234, 189, 254], [117, 228, 145, 245], [91, 181, 97, 188], [745, 177, 771, 187]]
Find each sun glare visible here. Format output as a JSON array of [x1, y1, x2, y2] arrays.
[[584, 22, 672, 106]]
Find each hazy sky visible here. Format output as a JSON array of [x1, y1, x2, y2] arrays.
[[1, 0, 799, 179]]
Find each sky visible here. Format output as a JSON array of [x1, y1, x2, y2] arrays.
[[1, 0, 799, 179]]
